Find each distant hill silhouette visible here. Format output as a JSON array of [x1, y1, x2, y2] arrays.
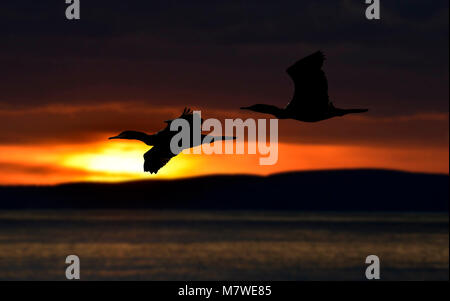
[[0, 169, 448, 211]]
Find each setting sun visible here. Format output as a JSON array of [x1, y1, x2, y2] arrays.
[[61, 141, 195, 182]]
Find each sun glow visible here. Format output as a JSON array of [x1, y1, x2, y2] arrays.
[[63, 142, 147, 174], [0, 140, 447, 185], [61, 141, 194, 181]]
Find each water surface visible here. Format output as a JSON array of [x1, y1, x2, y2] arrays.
[[0, 211, 447, 280]]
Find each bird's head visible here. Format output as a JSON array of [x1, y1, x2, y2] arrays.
[[240, 104, 255, 111]]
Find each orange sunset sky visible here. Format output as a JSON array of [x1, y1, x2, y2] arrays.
[[0, 103, 447, 185], [0, 1, 448, 184]]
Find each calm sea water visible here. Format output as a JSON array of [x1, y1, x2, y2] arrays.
[[0, 210, 448, 280]]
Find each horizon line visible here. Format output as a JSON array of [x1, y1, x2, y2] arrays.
[[1, 167, 448, 188]]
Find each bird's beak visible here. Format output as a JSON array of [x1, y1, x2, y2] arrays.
[[108, 135, 120, 140], [240, 106, 250, 110]]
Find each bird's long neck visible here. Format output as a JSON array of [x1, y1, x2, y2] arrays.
[[125, 131, 155, 145], [250, 104, 284, 118]]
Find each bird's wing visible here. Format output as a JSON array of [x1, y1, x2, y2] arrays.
[[162, 107, 203, 132], [143, 145, 177, 174], [285, 51, 330, 112]]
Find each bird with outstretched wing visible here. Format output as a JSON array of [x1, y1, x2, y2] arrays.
[[143, 108, 199, 174], [109, 108, 234, 174], [240, 50, 368, 122]]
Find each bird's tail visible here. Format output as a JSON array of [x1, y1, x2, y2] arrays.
[[345, 108, 369, 114]]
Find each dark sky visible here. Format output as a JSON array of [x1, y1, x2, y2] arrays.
[[1, 0, 448, 114]]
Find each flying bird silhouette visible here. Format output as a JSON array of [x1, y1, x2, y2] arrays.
[[109, 108, 235, 174], [241, 51, 368, 122]]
